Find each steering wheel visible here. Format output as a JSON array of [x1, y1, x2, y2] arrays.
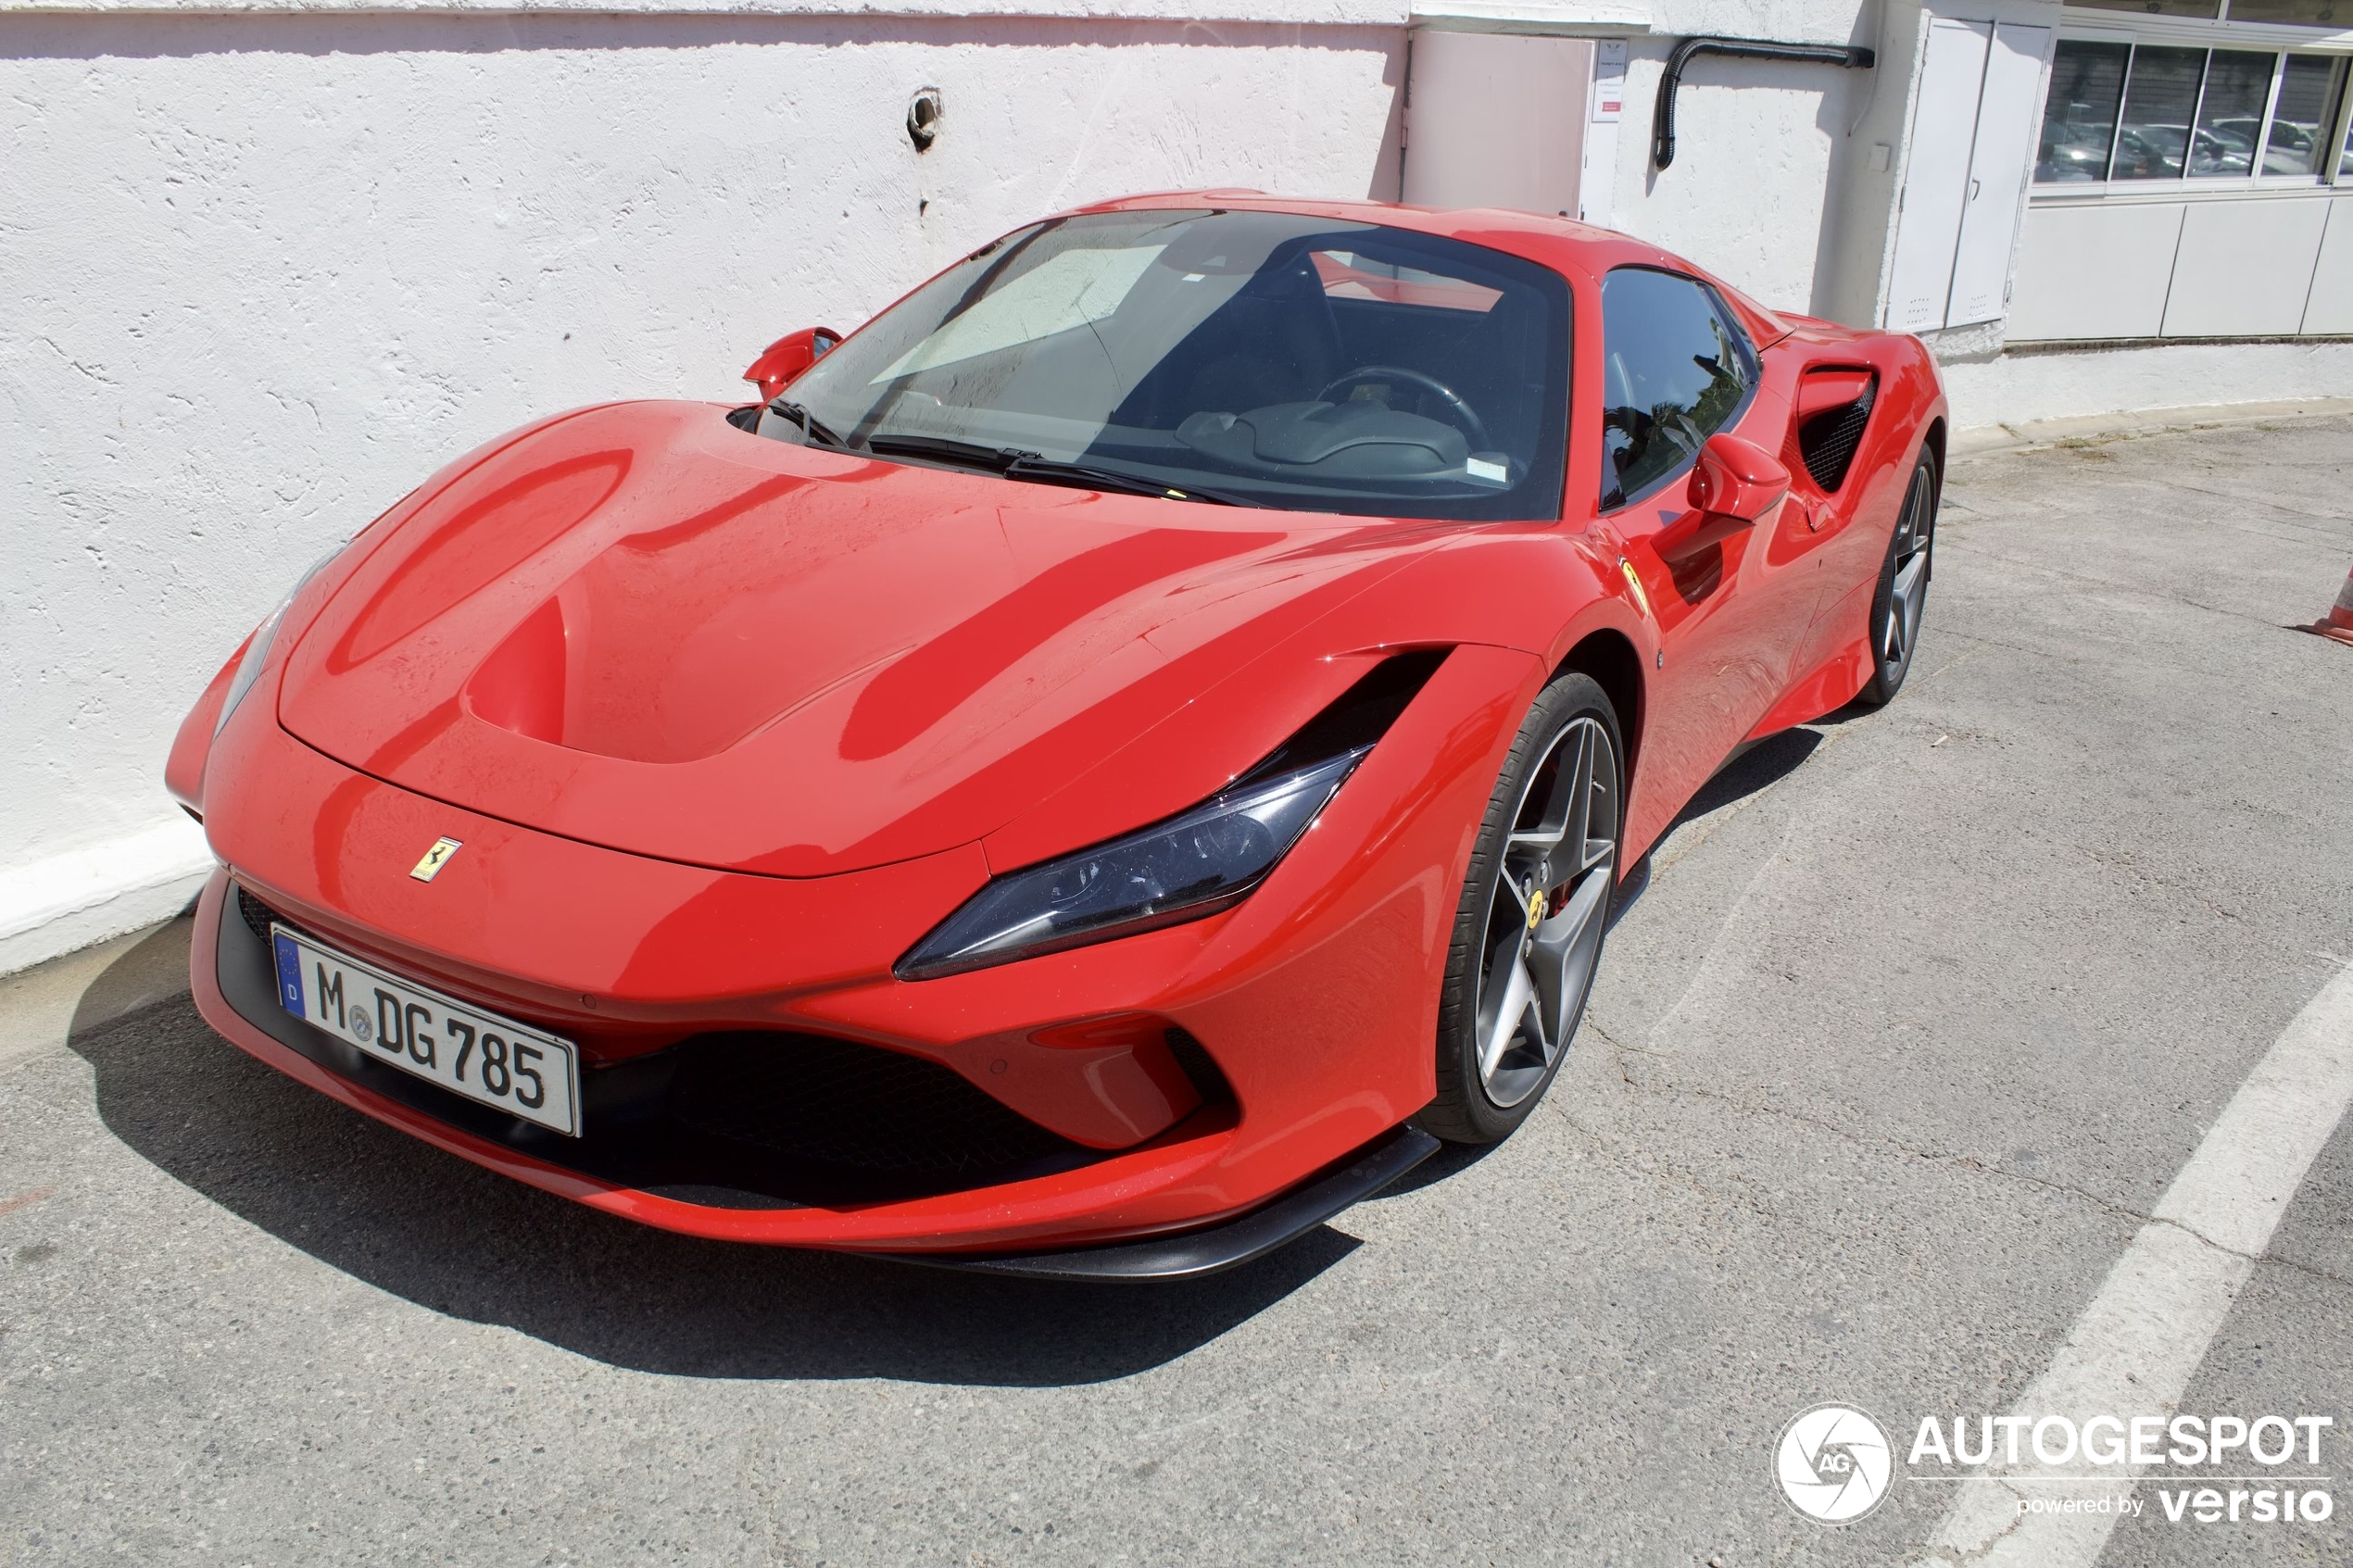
[[1316, 365, 1492, 452]]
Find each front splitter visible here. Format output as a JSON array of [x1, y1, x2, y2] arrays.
[[873, 1123, 1441, 1282]]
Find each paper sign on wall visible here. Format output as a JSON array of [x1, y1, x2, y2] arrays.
[[1592, 41, 1627, 123]]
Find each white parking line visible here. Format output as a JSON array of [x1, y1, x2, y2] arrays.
[[1919, 961, 2353, 1567]]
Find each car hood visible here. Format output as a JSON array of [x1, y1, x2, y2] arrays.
[[277, 400, 1446, 876]]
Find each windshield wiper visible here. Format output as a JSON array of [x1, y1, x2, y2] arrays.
[[863, 433, 1015, 467], [1005, 455, 1261, 508], [765, 399, 851, 449], [862, 433, 1262, 507]]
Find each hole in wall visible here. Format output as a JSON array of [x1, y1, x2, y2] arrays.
[[907, 88, 943, 151]]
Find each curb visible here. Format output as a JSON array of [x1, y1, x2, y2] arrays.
[[1951, 396, 2353, 458], [0, 818, 211, 979]]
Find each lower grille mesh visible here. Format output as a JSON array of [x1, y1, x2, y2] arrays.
[[237, 884, 287, 945]]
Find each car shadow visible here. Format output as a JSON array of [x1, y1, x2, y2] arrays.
[[1357, 725, 1838, 1198], [65, 928, 1354, 1388], [1369, 1135, 1497, 1197], [1669, 724, 1827, 826], [64, 724, 1844, 1381]]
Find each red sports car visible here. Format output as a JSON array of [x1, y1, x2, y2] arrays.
[[170, 194, 1944, 1278]]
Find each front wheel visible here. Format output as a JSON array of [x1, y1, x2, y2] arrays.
[[1421, 672, 1623, 1146], [1856, 445, 1940, 707]]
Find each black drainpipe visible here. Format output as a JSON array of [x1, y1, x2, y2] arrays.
[[1653, 37, 1877, 170]]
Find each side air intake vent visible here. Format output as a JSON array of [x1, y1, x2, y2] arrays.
[[1795, 373, 1877, 494]]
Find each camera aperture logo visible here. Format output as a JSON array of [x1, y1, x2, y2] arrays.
[[1776, 1404, 1894, 1524]]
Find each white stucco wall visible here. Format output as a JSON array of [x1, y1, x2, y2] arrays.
[[1593, 0, 1881, 314], [0, 6, 1407, 970], [1943, 340, 2353, 431], [6, 0, 2343, 972], [1605, 48, 1856, 311]]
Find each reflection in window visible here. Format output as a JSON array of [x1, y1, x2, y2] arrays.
[[2039, 41, 2130, 182], [2037, 42, 2353, 185], [1309, 251, 1504, 313], [1598, 270, 1755, 512], [2190, 51, 2273, 177], [2225, 0, 2343, 21], [876, 244, 1164, 380], [2113, 46, 2207, 181], [2072, 0, 2219, 17], [782, 208, 1574, 521], [2265, 56, 2347, 177]]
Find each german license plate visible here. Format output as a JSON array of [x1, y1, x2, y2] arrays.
[[269, 925, 581, 1135]]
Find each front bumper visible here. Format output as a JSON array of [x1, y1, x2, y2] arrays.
[[880, 1123, 1440, 1280], [196, 869, 1252, 1252], [195, 869, 1441, 1262], [189, 643, 1536, 1256]]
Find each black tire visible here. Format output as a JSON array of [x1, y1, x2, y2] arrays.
[[1856, 443, 1941, 708], [1420, 671, 1624, 1145]]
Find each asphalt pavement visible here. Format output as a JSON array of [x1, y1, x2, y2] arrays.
[[5, 413, 2351, 1567]]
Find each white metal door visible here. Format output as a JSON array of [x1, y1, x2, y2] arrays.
[[1885, 19, 1992, 332], [1403, 30, 1592, 217], [1945, 22, 2052, 328]]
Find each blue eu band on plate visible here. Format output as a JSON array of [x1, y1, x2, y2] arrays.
[[271, 924, 581, 1135]]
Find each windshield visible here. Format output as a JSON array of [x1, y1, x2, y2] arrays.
[[777, 209, 1572, 521]]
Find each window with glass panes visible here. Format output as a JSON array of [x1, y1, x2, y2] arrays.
[[2076, 0, 2341, 21], [2035, 36, 2349, 183]]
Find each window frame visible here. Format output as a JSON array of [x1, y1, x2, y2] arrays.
[[2263, 51, 2353, 174], [1594, 266, 1762, 517], [785, 208, 1580, 523], [2037, 12, 2353, 194]]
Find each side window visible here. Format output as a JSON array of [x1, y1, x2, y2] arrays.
[[1598, 268, 1756, 510]]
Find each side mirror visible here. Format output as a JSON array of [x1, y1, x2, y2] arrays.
[[1686, 432, 1791, 521], [743, 327, 842, 401]]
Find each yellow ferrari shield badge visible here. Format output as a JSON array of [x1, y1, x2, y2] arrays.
[[410, 837, 463, 883], [1617, 556, 1653, 620]]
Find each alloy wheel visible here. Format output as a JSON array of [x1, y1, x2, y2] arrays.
[[1472, 715, 1619, 1109], [1881, 463, 1937, 673]]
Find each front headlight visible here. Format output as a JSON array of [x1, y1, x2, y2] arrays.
[[896, 747, 1369, 981], [214, 550, 338, 736]]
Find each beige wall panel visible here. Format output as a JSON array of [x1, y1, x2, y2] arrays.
[[1403, 30, 1592, 217], [2163, 197, 2331, 338], [2006, 203, 2183, 341], [2301, 199, 2353, 335]]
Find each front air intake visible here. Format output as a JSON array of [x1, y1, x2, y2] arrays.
[[666, 1031, 1090, 1179], [213, 883, 1102, 1205], [1230, 646, 1451, 786]]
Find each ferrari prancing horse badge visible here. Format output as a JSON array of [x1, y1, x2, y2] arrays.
[[409, 837, 463, 883]]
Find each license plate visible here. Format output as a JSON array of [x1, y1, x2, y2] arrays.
[[269, 925, 581, 1135]]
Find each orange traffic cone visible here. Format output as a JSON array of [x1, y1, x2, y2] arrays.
[[2303, 566, 2353, 646]]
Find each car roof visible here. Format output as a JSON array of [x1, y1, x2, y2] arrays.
[[1068, 190, 1793, 348]]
